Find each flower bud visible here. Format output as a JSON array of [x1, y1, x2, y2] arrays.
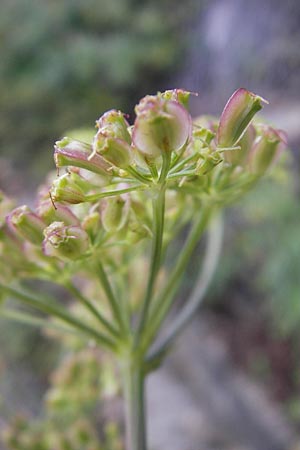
[[248, 126, 287, 174], [37, 199, 80, 226], [82, 211, 101, 240], [96, 109, 131, 143], [7, 205, 45, 244], [217, 88, 268, 148], [101, 196, 129, 232], [223, 124, 256, 166], [43, 221, 89, 260], [193, 127, 215, 146], [50, 173, 86, 204], [93, 132, 133, 169], [160, 89, 194, 109], [91, 110, 133, 169], [196, 151, 222, 175], [128, 221, 151, 243], [54, 137, 111, 176], [132, 95, 192, 158]]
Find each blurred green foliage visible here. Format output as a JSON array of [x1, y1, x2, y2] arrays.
[[0, 0, 199, 179], [215, 160, 300, 336]]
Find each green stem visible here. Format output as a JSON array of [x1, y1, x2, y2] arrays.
[[158, 151, 171, 184], [127, 167, 151, 184], [94, 261, 128, 336], [147, 211, 223, 362], [86, 185, 146, 202], [135, 152, 171, 342], [121, 358, 147, 450], [167, 169, 196, 180], [169, 152, 198, 174], [0, 284, 116, 350], [65, 281, 120, 338], [0, 308, 85, 338], [141, 206, 212, 350]]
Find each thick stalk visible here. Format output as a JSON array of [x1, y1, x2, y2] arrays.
[[135, 152, 171, 343], [121, 358, 147, 450], [147, 211, 223, 362], [141, 206, 212, 350]]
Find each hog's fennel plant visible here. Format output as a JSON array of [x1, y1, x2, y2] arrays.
[[0, 88, 286, 450]]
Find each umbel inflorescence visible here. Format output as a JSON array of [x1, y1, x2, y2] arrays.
[[0, 88, 286, 450]]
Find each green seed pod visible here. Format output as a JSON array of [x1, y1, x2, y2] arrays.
[[7, 205, 45, 244], [43, 221, 89, 260], [50, 173, 86, 204], [82, 211, 101, 240], [101, 196, 129, 232]]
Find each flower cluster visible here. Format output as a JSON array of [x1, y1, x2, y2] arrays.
[[1, 89, 285, 278], [0, 88, 287, 450]]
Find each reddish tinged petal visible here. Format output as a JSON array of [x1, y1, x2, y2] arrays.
[[37, 199, 80, 226], [101, 195, 130, 232], [224, 124, 256, 166], [248, 126, 287, 174], [95, 109, 131, 144], [54, 138, 112, 176], [160, 89, 197, 109], [93, 132, 134, 169], [218, 88, 268, 148], [7, 206, 46, 245], [133, 98, 192, 158]]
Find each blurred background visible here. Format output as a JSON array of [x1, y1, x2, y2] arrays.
[[0, 0, 300, 449]]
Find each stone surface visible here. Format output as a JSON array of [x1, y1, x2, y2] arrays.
[[147, 319, 298, 450]]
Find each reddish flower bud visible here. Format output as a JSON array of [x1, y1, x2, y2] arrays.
[[93, 132, 133, 169], [223, 124, 256, 166], [101, 196, 130, 232], [82, 211, 101, 240], [248, 126, 287, 174], [54, 137, 111, 176], [218, 88, 267, 148], [50, 173, 87, 205], [160, 89, 195, 109], [43, 221, 89, 260], [91, 110, 133, 169], [7, 205, 45, 245], [37, 199, 80, 226], [132, 95, 192, 158], [95, 109, 131, 143]]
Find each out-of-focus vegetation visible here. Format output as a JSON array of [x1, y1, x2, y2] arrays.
[[0, 0, 200, 181], [215, 160, 300, 336], [1, 330, 122, 450]]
